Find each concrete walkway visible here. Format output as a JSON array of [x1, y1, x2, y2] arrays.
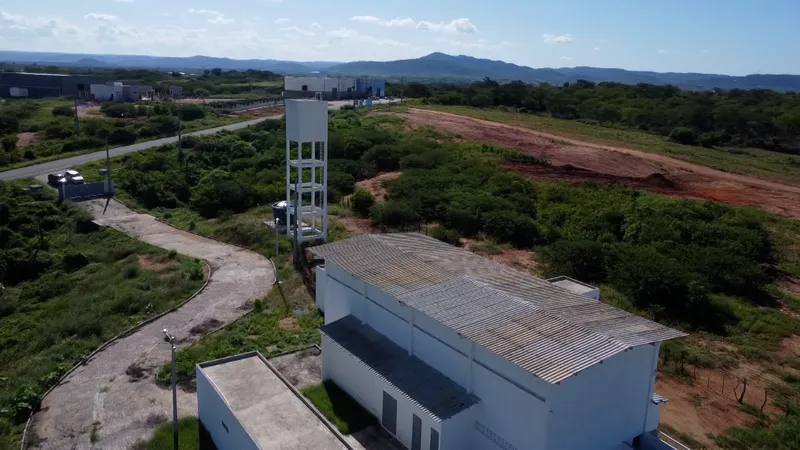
[[29, 199, 275, 450]]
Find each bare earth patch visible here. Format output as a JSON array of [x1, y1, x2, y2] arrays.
[[136, 254, 172, 271], [331, 216, 382, 235], [278, 317, 300, 331], [396, 108, 800, 220], [776, 335, 800, 359], [355, 171, 402, 202], [16, 132, 42, 148], [269, 346, 322, 390], [189, 318, 224, 335], [232, 106, 285, 118], [77, 104, 104, 118], [462, 238, 538, 274]]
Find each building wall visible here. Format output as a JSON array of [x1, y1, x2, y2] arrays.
[[323, 335, 444, 450], [196, 366, 259, 450], [90, 84, 123, 101], [0, 73, 117, 98], [545, 343, 660, 450]]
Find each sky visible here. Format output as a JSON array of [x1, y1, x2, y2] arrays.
[[0, 0, 797, 75]]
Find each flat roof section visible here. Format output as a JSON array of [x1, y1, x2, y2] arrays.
[[199, 353, 349, 450], [547, 276, 598, 297]]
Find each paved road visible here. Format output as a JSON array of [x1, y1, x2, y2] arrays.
[[30, 199, 275, 450], [0, 99, 391, 181]]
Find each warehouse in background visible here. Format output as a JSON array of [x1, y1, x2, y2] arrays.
[[283, 76, 385, 100], [0, 72, 116, 98]]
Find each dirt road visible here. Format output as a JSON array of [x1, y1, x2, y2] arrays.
[[403, 109, 800, 219], [29, 199, 275, 450]]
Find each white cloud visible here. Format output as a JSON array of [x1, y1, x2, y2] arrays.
[[593, 47, 601, 51], [351, 16, 382, 23], [281, 26, 314, 36], [275, 18, 291, 24], [656, 49, 667, 54], [310, 22, 322, 29], [326, 27, 409, 48], [559, 56, 573, 61], [416, 18, 476, 33], [542, 33, 573, 44], [434, 37, 512, 51], [114, 0, 135, 2], [187, 8, 220, 15], [208, 15, 234, 25], [84, 13, 119, 22]]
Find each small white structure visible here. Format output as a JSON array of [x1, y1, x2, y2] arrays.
[[285, 99, 328, 243], [90, 82, 124, 101], [311, 233, 687, 450], [547, 275, 600, 300], [9, 87, 28, 98]]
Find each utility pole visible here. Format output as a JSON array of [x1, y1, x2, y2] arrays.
[[74, 96, 80, 136], [163, 329, 179, 450]]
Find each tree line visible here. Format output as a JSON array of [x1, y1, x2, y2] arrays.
[[388, 78, 800, 154]]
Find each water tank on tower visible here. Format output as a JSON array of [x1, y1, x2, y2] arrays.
[[285, 99, 329, 243]]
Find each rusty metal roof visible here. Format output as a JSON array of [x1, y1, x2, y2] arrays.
[[321, 315, 480, 421], [310, 233, 686, 384]]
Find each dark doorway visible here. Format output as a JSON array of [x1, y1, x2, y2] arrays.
[[412, 415, 422, 450], [381, 391, 397, 434]]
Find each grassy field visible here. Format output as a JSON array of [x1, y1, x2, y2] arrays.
[[0, 181, 206, 449], [0, 100, 252, 172], [302, 381, 377, 434], [147, 417, 217, 450], [417, 105, 800, 186]]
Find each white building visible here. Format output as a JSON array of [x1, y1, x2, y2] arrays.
[[284, 76, 356, 100], [310, 233, 686, 450]]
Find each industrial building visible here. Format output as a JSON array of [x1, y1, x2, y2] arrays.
[[311, 233, 686, 450], [283, 76, 385, 100], [89, 81, 155, 102], [0, 72, 116, 98]]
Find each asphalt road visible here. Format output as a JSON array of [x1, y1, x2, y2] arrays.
[[0, 99, 389, 181]]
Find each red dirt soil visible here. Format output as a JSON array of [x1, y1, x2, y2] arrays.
[[355, 171, 402, 202], [402, 109, 800, 220], [16, 132, 42, 148]]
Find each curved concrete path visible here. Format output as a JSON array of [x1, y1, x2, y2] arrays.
[[30, 199, 275, 450]]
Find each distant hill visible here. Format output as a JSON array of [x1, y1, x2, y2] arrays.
[[1, 50, 799, 92], [0, 51, 322, 74], [328, 52, 800, 92]]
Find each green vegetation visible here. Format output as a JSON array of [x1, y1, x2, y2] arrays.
[[0, 96, 245, 170], [147, 416, 217, 450], [416, 104, 800, 186], [399, 78, 800, 156], [302, 381, 377, 434], [0, 180, 205, 448], [82, 108, 800, 446]]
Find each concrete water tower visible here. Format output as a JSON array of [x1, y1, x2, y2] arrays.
[[285, 99, 328, 243]]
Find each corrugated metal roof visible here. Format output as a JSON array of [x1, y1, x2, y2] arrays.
[[652, 393, 669, 404], [310, 233, 686, 383], [321, 315, 480, 421]]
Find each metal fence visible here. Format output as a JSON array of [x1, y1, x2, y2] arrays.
[[59, 182, 114, 200]]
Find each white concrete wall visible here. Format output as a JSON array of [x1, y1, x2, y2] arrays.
[[323, 336, 444, 450], [315, 265, 327, 311], [545, 344, 660, 450], [645, 402, 661, 433], [285, 76, 329, 92], [196, 366, 259, 450], [90, 84, 123, 101], [440, 406, 478, 450]]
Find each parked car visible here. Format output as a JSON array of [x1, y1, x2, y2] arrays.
[[48, 170, 84, 186]]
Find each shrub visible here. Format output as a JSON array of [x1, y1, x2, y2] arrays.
[[107, 127, 137, 145], [44, 122, 74, 139], [536, 240, 608, 282], [51, 105, 74, 117], [669, 127, 697, 145], [23, 149, 35, 160], [429, 226, 462, 246], [0, 114, 20, 135], [2, 134, 18, 151], [369, 201, 420, 229], [61, 136, 105, 152], [482, 210, 539, 248], [350, 188, 375, 217], [177, 104, 206, 121], [343, 138, 372, 160], [101, 103, 137, 118]]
